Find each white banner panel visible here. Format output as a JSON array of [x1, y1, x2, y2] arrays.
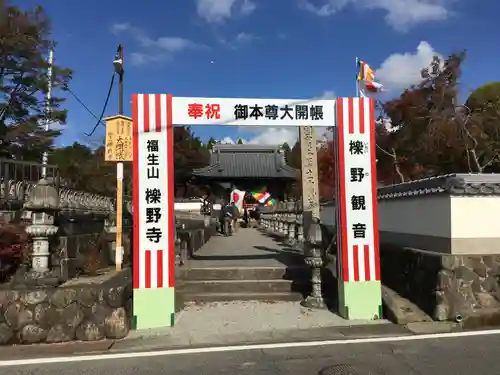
[[172, 97, 336, 126]]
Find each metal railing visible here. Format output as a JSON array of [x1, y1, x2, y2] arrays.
[[0, 159, 60, 202]]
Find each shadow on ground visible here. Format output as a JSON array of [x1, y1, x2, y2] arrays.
[[253, 237, 339, 313]]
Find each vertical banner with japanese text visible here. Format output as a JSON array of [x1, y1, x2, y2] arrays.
[[335, 97, 380, 283], [132, 94, 175, 290]]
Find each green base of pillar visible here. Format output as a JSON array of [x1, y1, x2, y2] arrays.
[[132, 287, 175, 330], [338, 281, 382, 320]]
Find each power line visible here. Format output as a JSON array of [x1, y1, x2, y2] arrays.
[[84, 72, 116, 137], [65, 85, 105, 125]]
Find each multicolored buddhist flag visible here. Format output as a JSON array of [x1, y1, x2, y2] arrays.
[[356, 57, 383, 96], [264, 198, 276, 207], [251, 191, 271, 203]]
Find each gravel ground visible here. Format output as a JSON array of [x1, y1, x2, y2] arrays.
[[177, 300, 388, 333], [133, 300, 390, 345]]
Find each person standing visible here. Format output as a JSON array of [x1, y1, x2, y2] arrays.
[[253, 204, 262, 227], [218, 199, 227, 235], [230, 201, 239, 233]]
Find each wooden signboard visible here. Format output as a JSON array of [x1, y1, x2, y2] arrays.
[[104, 115, 133, 161]]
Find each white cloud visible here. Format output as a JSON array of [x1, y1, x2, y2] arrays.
[[217, 136, 248, 144], [319, 90, 336, 99], [196, 0, 257, 23], [235, 32, 256, 43], [46, 121, 66, 131], [237, 90, 335, 146], [110, 23, 204, 65], [129, 52, 167, 66], [299, 0, 454, 31], [139, 35, 203, 53], [218, 32, 260, 50], [376, 41, 441, 92], [110, 23, 131, 34], [130, 52, 147, 66], [249, 128, 298, 146]]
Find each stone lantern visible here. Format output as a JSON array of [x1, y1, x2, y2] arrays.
[[301, 213, 326, 309], [23, 178, 60, 284]]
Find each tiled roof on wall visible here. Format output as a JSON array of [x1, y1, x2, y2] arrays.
[[377, 174, 500, 200]]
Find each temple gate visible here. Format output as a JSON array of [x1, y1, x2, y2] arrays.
[[131, 94, 381, 329]]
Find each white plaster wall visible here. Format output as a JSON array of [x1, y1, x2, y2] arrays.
[[174, 202, 221, 212], [174, 202, 202, 212], [451, 196, 500, 239], [378, 196, 451, 238]]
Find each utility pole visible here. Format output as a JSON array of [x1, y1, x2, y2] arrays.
[[41, 45, 54, 179], [113, 45, 124, 271]]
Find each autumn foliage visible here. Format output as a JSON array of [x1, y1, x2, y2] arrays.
[[317, 141, 336, 198], [376, 52, 500, 183], [0, 224, 30, 282], [4, 3, 500, 201], [285, 51, 500, 197]]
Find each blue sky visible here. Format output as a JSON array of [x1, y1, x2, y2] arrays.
[[15, 0, 499, 147]]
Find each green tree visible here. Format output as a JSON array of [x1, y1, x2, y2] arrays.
[[286, 140, 301, 169], [174, 126, 210, 197], [49, 142, 117, 196], [206, 136, 216, 149], [237, 138, 244, 144], [281, 142, 291, 153], [0, 3, 72, 160], [49, 142, 93, 188], [463, 81, 500, 172]]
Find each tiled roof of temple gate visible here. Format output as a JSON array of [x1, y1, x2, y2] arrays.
[[193, 144, 298, 179], [377, 174, 500, 199]]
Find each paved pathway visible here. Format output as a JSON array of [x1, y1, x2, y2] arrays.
[[170, 227, 390, 347], [188, 227, 303, 268]]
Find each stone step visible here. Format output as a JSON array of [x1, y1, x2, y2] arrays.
[[181, 292, 304, 304], [179, 279, 304, 294], [178, 266, 310, 281]]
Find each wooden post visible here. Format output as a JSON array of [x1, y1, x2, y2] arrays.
[[116, 162, 124, 271], [104, 114, 132, 271]]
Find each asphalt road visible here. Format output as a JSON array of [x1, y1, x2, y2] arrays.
[[1, 333, 499, 375]]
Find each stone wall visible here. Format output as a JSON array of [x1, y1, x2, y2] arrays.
[[0, 269, 132, 345], [176, 218, 217, 265], [381, 245, 500, 322]]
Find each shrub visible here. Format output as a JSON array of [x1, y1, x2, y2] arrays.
[[0, 224, 30, 282]]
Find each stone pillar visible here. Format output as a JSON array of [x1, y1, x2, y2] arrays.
[[300, 126, 320, 220], [286, 201, 296, 245], [299, 126, 325, 309], [23, 179, 60, 286], [260, 210, 266, 229], [277, 204, 283, 235], [272, 207, 278, 234], [297, 223, 304, 243], [282, 202, 289, 238], [297, 200, 304, 244], [263, 211, 270, 229]]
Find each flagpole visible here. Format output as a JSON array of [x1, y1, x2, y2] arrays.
[[355, 57, 360, 97]]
